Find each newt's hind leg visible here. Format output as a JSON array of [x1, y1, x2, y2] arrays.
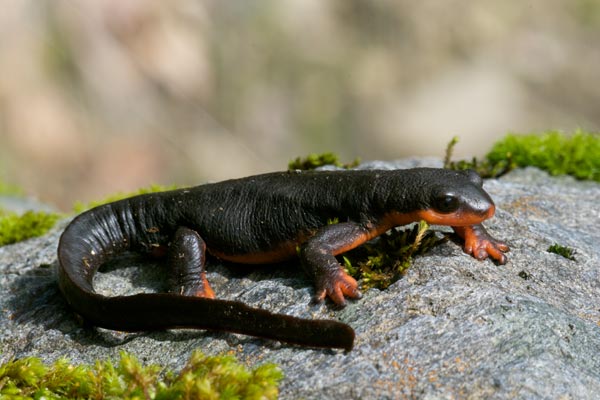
[[300, 222, 367, 306], [167, 227, 215, 298]]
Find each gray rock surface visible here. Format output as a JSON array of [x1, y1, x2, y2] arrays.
[[1, 160, 600, 399]]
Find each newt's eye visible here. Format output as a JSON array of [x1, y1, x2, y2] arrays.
[[433, 194, 459, 213]]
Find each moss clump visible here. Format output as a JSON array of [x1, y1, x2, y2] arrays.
[[487, 130, 600, 181], [518, 270, 532, 280], [547, 243, 577, 261], [0, 350, 282, 399], [343, 221, 445, 290], [288, 152, 360, 171], [73, 184, 180, 213], [444, 136, 515, 178], [0, 209, 62, 246], [0, 181, 60, 246]]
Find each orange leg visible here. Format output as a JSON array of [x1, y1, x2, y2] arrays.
[[198, 271, 215, 298]]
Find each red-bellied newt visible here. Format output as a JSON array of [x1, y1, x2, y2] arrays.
[[57, 168, 509, 351]]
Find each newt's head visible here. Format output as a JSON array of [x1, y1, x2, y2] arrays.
[[385, 168, 496, 227]]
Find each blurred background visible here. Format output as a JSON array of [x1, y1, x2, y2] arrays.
[[1, 0, 600, 211]]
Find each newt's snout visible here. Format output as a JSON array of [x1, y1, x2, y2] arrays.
[[469, 191, 495, 218], [458, 188, 496, 225]]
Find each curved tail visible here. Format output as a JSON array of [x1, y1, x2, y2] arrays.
[[57, 200, 354, 351]]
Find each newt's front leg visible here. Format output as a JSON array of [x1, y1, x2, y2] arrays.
[[300, 222, 368, 306], [453, 224, 509, 264]]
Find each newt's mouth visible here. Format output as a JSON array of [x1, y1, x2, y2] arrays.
[[384, 203, 495, 230], [415, 205, 495, 227]]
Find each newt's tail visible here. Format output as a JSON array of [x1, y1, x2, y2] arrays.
[[57, 200, 354, 351]]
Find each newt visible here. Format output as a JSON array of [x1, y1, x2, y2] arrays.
[[57, 168, 509, 351]]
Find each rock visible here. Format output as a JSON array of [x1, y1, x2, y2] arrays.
[[1, 161, 600, 399]]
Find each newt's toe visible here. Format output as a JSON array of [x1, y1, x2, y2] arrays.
[[198, 277, 216, 298], [469, 235, 509, 264], [465, 237, 509, 265], [484, 241, 508, 264], [314, 268, 361, 307], [455, 224, 509, 265], [173, 273, 215, 298]]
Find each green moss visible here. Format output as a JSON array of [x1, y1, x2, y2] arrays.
[[0, 180, 60, 247], [288, 152, 360, 171], [444, 136, 515, 178], [343, 221, 445, 290], [486, 130, 600, 181], [547, 243, 577, 261], [73, 184, 180, 213], [0, 350, 282, 399], [0, 209, 62, 246], [518, 270, 532, 280]]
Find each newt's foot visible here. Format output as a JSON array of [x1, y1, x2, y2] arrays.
[[453, 224, 509, 264], [314, 268, 361, 306], [171, 273, 215, 298], [196, 275, 216, 299]]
